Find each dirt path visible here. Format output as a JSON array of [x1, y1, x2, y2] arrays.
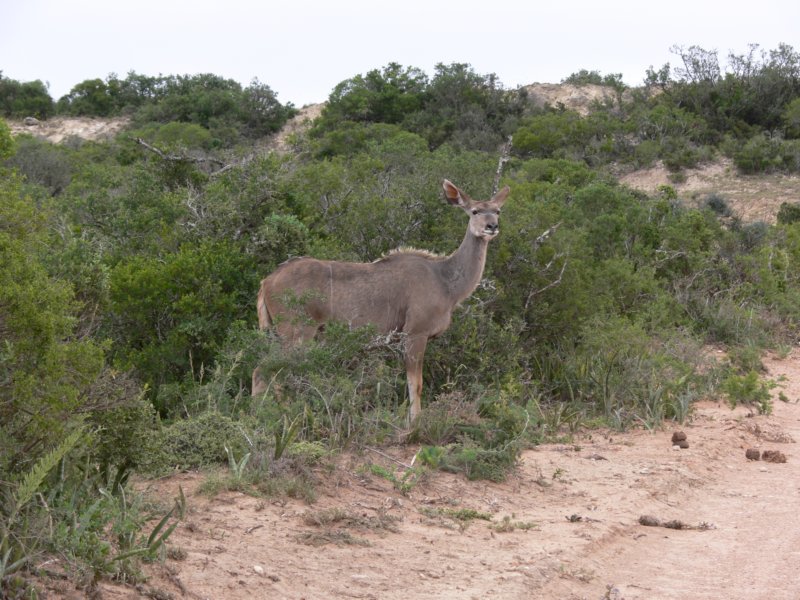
[[98, 351, 800, 600], [540, 351, 800, 600]]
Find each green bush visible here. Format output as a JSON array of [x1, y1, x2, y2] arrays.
[[733, 134, 777, 173], [4, 135, 73, 195], [0, 75, 54, 118], [777, 201, 800, 224], [253, 322, 405, 446], [107, 241, 257, 409], [722, 371, 774, 414], [0, 174, 105, 475], [148, 412, 250, 472], [0, 117, 16, 159]]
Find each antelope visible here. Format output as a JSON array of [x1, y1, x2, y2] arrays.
[[252, 179, 510, 422]]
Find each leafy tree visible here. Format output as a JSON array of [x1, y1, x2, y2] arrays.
[[62, 158, 189, 259], [0, 117, 15, 159], [317, 62, 427, 127], [0, 173, 105, 472], [57, 78, 115, 116], [406, 62, 526, 151], [562, 69, 626, 91], [0, 73, 55, 118], [654, 43, 800, 137], [55, 72, 296, 146], [107, 241, 257, 411], [783, 97, 800, 138], [314, 62, 525, 152], [240, 77, 296, 137]]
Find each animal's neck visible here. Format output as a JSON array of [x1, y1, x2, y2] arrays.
[[440, 230, 489, 306]]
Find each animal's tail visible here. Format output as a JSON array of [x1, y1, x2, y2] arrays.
[[256, 278, 272, 330]]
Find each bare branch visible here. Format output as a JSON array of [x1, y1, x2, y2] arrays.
[[135, 137, 232, 176], [492, 135, 513, 196], [525, 258, 568, 310], [532, 222, 562, 251]]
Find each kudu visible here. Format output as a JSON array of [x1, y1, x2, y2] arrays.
[[252, 179, 510, 421]]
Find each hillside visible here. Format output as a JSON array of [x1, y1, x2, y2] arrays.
[[9, 89, 800, 224], [523, 82, 619, 115], [7, 115, 130, 143], [620, 159, 800, 224]]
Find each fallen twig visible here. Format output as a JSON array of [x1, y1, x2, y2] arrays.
[[638, 515, 715, 530], [365, 446, 415, 470]]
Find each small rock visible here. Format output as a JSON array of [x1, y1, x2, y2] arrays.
[[671, 431, 687, 443], [253, 565, 265, 576], [671, 445, 681, 451], [677, 440, 689, 449], [762, 450, 787, 463], [23, 116, 39, 126], [745, 448, 761, 461]]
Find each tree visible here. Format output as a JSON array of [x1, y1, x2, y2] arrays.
[[0, 73, 54, 118], [406, 62, 526, 151], [0, 117, 14, 159], [0, 173, 105, 472], [239, 78, 296, 137], [107, 242, 257, 411], [57, 78, 115, 116], [317, 62, 428, 127]]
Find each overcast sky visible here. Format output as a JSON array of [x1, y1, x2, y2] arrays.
[[2, 0, 799, 107]]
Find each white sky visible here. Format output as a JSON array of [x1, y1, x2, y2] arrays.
[[2, 0, 799, 107]]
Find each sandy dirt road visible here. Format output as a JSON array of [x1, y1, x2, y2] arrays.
[[91, 351, 800, 600]]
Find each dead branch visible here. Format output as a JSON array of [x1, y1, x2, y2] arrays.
[[525, 258, 568, 310], [492, 135, 513, 195], [532, 221, 562, 251], [135, 137, 232, 176], [365, 446, 415, 470]]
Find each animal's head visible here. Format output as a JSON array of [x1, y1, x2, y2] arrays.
[[443, 179, 510, 240]]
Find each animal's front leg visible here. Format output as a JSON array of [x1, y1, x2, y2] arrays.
[[404, 335, 428, 424]]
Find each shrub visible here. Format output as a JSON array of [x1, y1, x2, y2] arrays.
[[704, 193, 732, 217], [733, 133, 782, 173], [149, 412, 251, 472], [777, 201, 800, 225], [252, 322, 406, 446], [0, 76, 54, 118], [722, 371, 774, 414], [4, 135, 73, 195]]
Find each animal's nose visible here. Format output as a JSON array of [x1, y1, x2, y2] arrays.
[[486, 223, 499, 232]]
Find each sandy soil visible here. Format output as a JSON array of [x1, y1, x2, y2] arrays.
[[620, 158, 800, 224], [265, 103, 325, 153], [523, 83, 619, 116], [69, 350, 798, 600], [7, 116, 130, 144]]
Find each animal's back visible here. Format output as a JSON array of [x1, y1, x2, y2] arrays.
[[261, 253, 446, 334]]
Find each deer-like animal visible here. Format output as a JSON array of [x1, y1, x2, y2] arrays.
[[252, 179, 510, 421]]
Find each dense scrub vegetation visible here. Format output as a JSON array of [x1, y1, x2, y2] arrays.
[[3, 44, 800, 593]]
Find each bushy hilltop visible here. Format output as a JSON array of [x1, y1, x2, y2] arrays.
[[3, 45, 800, 594]]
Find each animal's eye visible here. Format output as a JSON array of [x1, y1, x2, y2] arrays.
[[496, 209, 501, 215], [471, 209, 478, 215]]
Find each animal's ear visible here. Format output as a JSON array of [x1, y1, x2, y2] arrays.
[[443, 179, 467, 206], [491, 185, 510, 208]]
